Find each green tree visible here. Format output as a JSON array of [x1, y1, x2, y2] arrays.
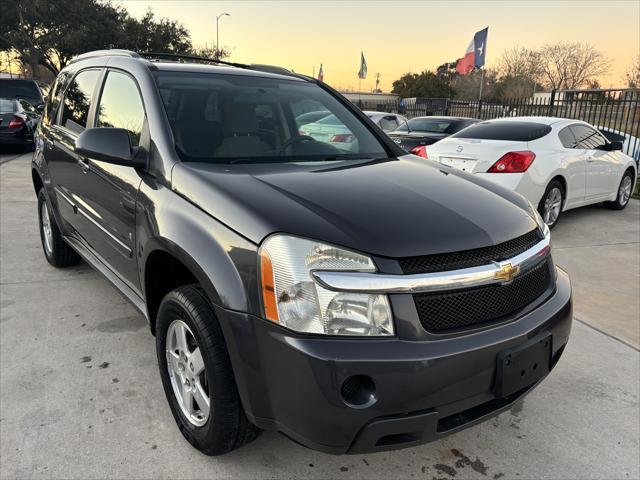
[[391, 70, 455, 98], [0, 0, 193, 79]]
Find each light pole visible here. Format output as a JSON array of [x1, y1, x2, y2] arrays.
[[216, 13, 230, 60]]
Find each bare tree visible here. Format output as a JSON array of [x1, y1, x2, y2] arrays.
[[537, 42, 611, 90], [499, 46, 541, 79], [624, 55, 640, 88]]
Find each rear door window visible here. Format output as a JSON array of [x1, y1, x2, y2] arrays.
[[558, 126, 577, 148], [570, 124, 608, 150], [451, 121, 552, 141], [59, 69, 101, 134]]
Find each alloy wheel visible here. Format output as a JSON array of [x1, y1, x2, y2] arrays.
[[618, 175, 632, 206], [166, 319, 210, 427], [543, 187, 562, 226], [41, 201, 53, 256]]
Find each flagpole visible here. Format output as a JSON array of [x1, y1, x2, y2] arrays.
[[478, 67, 485, 117]]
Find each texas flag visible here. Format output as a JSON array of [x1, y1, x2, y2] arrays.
[[455, 27, 488, 75]]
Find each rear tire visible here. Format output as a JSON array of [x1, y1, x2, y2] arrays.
[[604, 170, 634, 210], [537, 180, 564, 229], [156, 284, 260, 455], [37, 189, 81, 267]]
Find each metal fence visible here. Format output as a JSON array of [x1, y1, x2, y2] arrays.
[[357, 88, 640, 160]]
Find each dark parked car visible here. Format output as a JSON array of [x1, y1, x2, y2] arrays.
[[0, 98, 41, 148], [388, 116, 479, 157], [32, 50, 572, 456], [0, 78, 45, 108]]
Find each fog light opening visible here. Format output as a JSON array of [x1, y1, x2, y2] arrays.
[[341, 375, 377, 409]]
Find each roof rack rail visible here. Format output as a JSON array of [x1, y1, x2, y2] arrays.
[[69, 49, 139, 65], [68, 49, 313, 82], [139, 52, 251, 70]]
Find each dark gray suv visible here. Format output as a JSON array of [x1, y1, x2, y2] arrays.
[[32, 50, 572, 455]]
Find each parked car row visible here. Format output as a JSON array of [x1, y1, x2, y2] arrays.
[[295, 106, 636, 228], [0, 78, 44, 150]]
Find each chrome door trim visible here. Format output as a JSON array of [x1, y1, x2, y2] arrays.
[[55, 187, 132, 257], [76, 207, 132, 256], [312, 231, 551, 295]]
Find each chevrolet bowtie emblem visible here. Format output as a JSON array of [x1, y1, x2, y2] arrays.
[[494, 263, 520, 283]]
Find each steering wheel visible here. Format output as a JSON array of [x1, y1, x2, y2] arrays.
[[277, 135, 316, 154]]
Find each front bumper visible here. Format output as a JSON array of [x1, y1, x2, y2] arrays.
[[216, 267, 572, 454]]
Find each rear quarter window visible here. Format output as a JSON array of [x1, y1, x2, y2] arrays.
[[451, 121, 552, 142]]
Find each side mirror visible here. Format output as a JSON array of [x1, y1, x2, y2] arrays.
[[76, 128, 146, 168]]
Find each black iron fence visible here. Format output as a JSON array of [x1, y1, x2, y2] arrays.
[[355, 88, 640, 160]]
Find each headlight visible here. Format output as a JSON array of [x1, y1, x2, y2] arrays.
[[259, 235, 394, 336], [528, 201, 550, 237]]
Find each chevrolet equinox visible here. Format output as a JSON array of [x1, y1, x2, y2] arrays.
[[32, 50, 572, 455]]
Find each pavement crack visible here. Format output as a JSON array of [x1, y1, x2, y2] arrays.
[[574, 317, 640, 352]]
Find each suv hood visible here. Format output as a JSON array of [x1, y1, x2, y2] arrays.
[[171, 156, 537, 258]]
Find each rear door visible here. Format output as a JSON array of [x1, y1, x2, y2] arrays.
[[570, 124, 618, 200], [46, 68, 103, 237]]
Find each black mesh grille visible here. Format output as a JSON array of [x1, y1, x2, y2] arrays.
[[414, 260, 552, 332], [399, 229, 541, 274]]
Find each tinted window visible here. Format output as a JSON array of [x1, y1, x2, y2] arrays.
[[570, 125, 607, 150], [154, 71, 387, 163], [452, 121, 552, 141], [0, 80, 43, 104], [59, 69, 101, 134], [97, 71, 145, 146], [395, 118, 469, 134], [558, 126, 577, 148], [43, 72, 69, 126], [0, 99, 16, 114]]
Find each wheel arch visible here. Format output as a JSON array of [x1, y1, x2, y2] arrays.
[[547, 174, 568, 210], [142, 238, 225, 335]]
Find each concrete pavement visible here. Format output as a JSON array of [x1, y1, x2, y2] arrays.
[[1, 152, 639, 479]]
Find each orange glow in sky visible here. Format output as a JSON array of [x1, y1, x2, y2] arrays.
[[123, 0, 639, 91]]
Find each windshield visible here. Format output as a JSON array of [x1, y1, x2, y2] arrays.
[[394, 118, 460, 134], [153, 71, 388, 164], [0, 80, 43, 104]]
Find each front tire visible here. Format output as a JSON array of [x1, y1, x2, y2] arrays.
[[604, 170, 634, 210], [37, 189, 81, 267], [538, 180, 564, 229], [156, 285, 260, 455]]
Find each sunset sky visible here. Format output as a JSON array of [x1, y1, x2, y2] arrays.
[[122, 0, 639, 92]]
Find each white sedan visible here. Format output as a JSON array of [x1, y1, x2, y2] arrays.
[[423, 117, 637, 227]]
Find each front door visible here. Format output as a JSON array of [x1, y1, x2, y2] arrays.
[[74, 70, 146, 293], [571, 124, 617, 200]]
